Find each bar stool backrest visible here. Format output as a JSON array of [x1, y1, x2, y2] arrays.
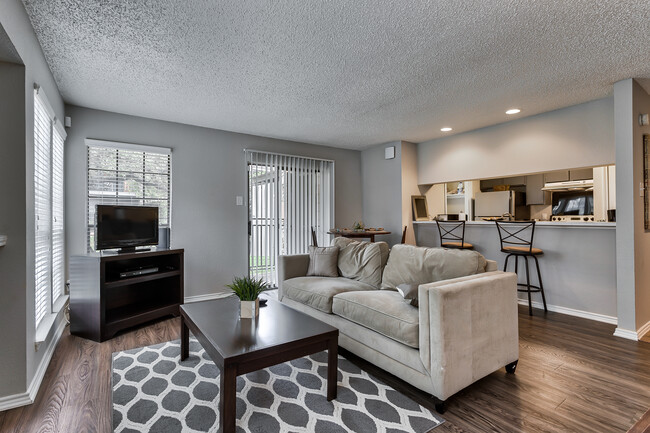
[[436, 220, 467, 247], [311, 226, 318, 247], [495, 220, 536, 252]]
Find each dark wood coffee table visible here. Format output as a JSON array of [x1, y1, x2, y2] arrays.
[[180, 296, 339, 433]]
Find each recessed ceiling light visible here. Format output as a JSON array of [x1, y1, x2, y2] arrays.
[[440, 127, 452, 132], [505, 108, 521, 115]]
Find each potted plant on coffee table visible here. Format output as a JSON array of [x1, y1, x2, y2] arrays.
[[227, 276, 268, 318]]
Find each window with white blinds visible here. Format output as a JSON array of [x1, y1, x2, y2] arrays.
[[246, 150, 334, 286], [34, 87, 66, 329], [86, 140, 171, 252]]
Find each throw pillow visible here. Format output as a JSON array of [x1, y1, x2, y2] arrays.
[[332, 237, 383, 288], [381, 244, 488, 290], [307, 246, 339, 277], [397, 283, 419, 307]]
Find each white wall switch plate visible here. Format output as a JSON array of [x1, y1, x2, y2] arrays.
[[236, 196, 244, 206], [0, 235, 7, 247], [385, 146, 395, 160]]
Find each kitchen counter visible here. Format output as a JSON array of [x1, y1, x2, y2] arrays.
[[415, 220, 615, 229], [413, 220, 617, 322]]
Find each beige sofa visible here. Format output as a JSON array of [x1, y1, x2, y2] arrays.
[[278, 239, 519, 412]]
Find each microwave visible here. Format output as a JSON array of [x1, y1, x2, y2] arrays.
[[552, 191, 594, 216]]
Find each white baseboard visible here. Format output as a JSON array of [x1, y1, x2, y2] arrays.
[[184, 292, 233, 303], [517, 299, 617, 325], [0, 390, 32, 413], [636, 319, 650, 340], [0, 317, 67, 412], [613, 327, 639, 341]]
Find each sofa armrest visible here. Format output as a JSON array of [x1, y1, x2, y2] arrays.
[[418, 271, 518, 400], [277, 254, 310, 300]]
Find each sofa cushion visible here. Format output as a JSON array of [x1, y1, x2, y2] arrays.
[[307, 246, 339, 277], [397, 283, 419, 307], [332, 291, 419, 348], [282, 276, 376, 313], [381, 244, 488, 291], [331, 238, 385, 288]]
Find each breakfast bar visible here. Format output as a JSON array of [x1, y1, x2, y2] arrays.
[[414, 220, 617, 321]]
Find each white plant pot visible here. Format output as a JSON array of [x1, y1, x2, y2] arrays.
[[240, 299, 259, 319]]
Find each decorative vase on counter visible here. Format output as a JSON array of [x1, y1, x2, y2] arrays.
[[240, 298, 260, 319]]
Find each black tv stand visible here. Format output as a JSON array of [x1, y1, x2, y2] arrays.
[[70, 248, 184, 342]]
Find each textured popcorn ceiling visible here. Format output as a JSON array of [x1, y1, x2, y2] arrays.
[[22, 0, 650, 149]]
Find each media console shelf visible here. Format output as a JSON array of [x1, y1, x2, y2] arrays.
[[70, 248, 184, 342]]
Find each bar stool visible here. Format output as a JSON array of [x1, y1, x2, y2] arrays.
[[311, 226, 318, 247], [435, 220, 473, 249], [495, 221, 547, 316]]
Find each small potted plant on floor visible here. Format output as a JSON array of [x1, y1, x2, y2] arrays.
[[227, 276, 268, 318]]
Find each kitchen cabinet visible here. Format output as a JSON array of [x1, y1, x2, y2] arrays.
[[544, 169, 593, 183], [480, 178, 504, 191], [544, 170, 569, 183], [526, 174, 547, 205], [504, 176, 527, 186], [569, 168, 594, 181]]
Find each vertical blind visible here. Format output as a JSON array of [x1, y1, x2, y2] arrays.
[[86, 140, 171, 252], [34, 87, 66, 328], [246, 150, 334, 286]]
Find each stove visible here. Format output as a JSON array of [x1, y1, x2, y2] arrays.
[[551, 215, 595, 222]]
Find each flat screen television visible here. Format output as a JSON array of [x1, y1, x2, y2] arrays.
[[96, 205, 159, 252]]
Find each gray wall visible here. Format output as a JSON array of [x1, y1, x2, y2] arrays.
[[614, 80, 636, 332], [632, 81, 650, 331], [361, 142, 403, 246], [64, 105, 363, 297], [614, 79, 650, 334], [0, 62, 27, 396], [417, 97, 615, 185], [416, 223, 617, 319], [0, 0, 67, 402]]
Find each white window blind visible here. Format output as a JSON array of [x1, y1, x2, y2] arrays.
[[246, 150, 334, 286], [34, 86, 66, 329], [51, 126, 65, 303], [34, 92, 52, 327], [86, 140, 171, 252]]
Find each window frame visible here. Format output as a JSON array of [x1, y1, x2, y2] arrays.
[[84, 139, 172, 253]]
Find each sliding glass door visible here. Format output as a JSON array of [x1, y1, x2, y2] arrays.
[[246, 150, 334, 286]]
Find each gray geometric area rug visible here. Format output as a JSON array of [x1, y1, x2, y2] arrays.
[[112, 338, 444, 433]]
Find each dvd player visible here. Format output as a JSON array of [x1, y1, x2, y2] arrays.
[[120, 267, 159, 278]]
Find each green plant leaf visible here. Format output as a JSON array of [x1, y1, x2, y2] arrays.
[[226, 275, 269, 301]]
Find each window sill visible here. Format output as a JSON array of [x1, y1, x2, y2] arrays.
[[35, 295, 69, 348]]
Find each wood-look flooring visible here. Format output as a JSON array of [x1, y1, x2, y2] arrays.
[[0, 306, 649, 433]]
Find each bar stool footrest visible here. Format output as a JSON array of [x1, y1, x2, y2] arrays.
[[516, 283, 543, 293]]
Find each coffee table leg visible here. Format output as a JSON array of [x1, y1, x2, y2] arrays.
[[180, 315, 189, 361], [220, 364, 237, 433], [327, 338, 338, 401]]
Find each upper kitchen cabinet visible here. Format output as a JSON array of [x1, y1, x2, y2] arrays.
[[544, 170, 570, 183], [480, 178, 504, 191], [526, 174, 547, 205], [569, 168, 594, 181], [544, 168, 594, 183]]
